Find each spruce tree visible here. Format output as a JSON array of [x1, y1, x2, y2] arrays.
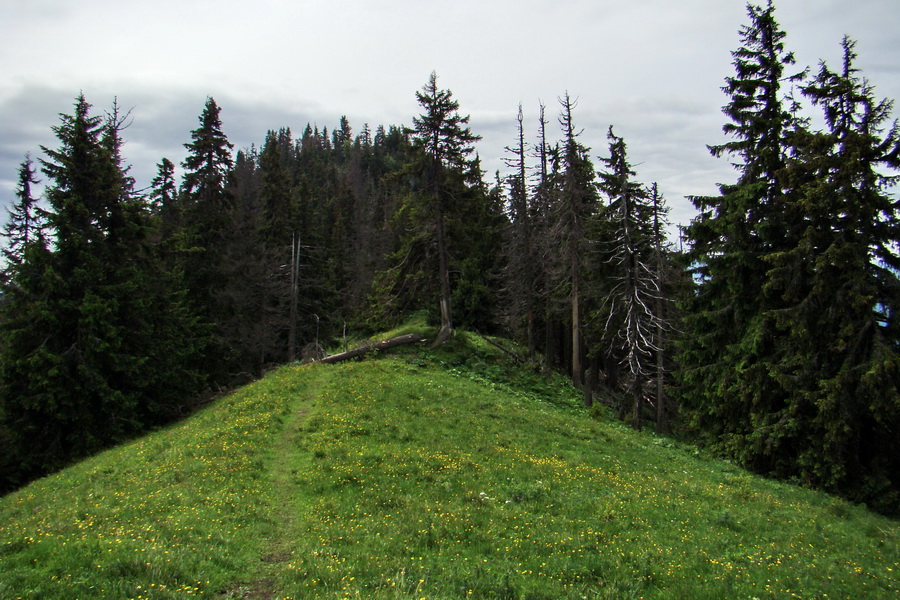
[[178, 97, 237, 378], [0, 96, 206, 484], [254, 130, 298, 363], [530, 102, 557, 368], [766, 37, 900, 511], [181, 97, 234, 208], [149, 157, 178, 236], [502, 104, 538, 352], [408, 72, 481, 346], [679, 1, 802, 463], [1, 155, 45, 282], [649, 184, 678, 434], [223, 146, 291, 374], [259, 128, 296, 245], [0, 156, 51, 489], [552, 93, 599, 385], [450, 154, 506, 332]]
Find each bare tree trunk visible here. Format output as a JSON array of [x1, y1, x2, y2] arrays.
[[526, 308, 535, 356], [480, 335, 527, 364], [632, 382, 643, 431], [584, 365, 597, 408], [652, 185, 669, 434], [655, 334, 667, 433], [544, 314, 554, 372], [432, 204, 454, 347], [288, 231, 300, 362], [571, 257, 583, 387], [519, 106, 536, 358]]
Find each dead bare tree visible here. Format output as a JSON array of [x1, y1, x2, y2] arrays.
[[288, 231, 301, 362], [502, 103, 539, 353], [598, 128, 671, 430], [650, 183, 674, 433]]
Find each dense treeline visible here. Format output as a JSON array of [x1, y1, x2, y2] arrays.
[[1, 1, 897, 514], [679, 2, 899, 514]]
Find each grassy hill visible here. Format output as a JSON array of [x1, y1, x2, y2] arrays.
[[0, 326, 897, 599]]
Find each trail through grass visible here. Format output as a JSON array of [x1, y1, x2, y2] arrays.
[[0, 330, 897, 599], [0, 365, 323, 599]]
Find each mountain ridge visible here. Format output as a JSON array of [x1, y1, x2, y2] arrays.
[[0, 329, 897, 599]]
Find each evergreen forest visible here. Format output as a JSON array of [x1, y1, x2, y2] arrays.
[[1, 2, 898, 516]]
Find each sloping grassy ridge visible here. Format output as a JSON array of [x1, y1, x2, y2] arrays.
[[0, 330, 897, 599]]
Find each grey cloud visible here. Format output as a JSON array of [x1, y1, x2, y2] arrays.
[[0, 87, 78, 199], [3, 0, 897, 234], [0, 86, 362, 206]]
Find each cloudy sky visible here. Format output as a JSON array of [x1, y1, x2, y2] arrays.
[[1, 0, 898, 229]]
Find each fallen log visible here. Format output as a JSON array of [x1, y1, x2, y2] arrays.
[[317, 333, 427, 364], [480, 334, 527, 364]]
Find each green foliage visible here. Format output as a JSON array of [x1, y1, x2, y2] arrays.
[[679, 1, 802, 448], [180, 97, 234, 205], [0, 96, 208, 489], [543, 94, 601, 383], [410, 71, 481, 174], [755, 36, 900, 510], [679, 4, 900, 513], [369, 74, 502, 336], [149, 157, 178, 236], [174, 97, 238, 379], [1, 155, 44, 282]]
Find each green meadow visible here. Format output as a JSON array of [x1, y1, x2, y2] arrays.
[[0, 329, 897, 599]]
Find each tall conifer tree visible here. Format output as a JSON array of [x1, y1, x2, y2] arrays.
[[553, 94, 598, 385], [0, 96, 205, 485], [679, 1, 802, 462], [1, 155, 44, 282], [503, 104, 538, 352], [178, 97, 238, 377], [150, 157, 178, 236], [408, 72, 481, 345], [765, 37, 900, 511]]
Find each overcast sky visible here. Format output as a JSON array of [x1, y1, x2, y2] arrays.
[[1, 0, 898, 230]]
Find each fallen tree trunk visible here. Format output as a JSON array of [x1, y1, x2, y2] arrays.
[[480, 335, 527, 365], [317, 333, 427, 364]]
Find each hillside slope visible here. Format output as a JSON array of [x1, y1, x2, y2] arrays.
[[0, 332, 897, 599]]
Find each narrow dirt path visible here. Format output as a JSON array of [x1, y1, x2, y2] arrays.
[[229, 367, 327, 599]]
